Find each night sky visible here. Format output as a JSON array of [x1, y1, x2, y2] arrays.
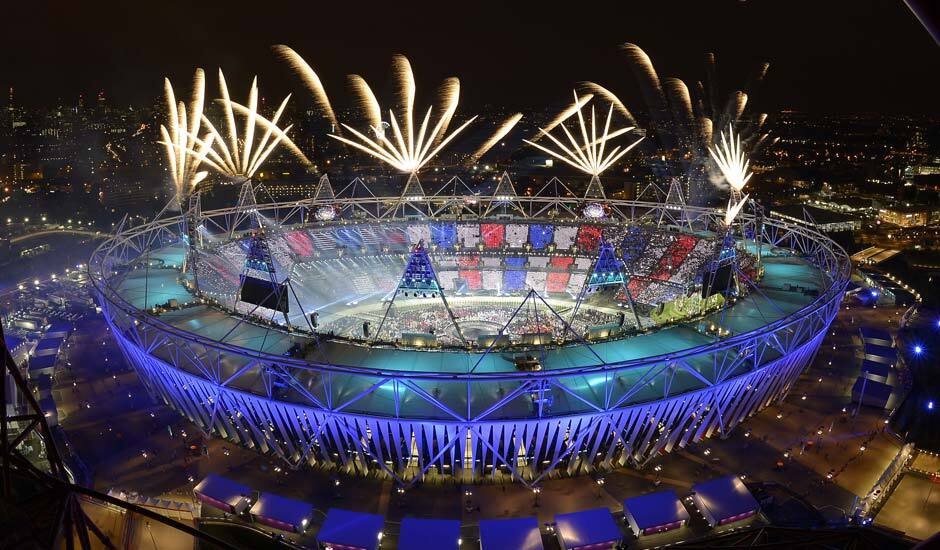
[[2, 0, 938, 115]]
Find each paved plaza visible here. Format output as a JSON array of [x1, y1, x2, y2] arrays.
[[46, 300, 938, 547]]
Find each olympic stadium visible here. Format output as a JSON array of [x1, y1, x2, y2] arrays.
[[88, 174, 850, 487]]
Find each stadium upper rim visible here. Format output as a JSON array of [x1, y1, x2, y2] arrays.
[[88, 186, 852, 383]]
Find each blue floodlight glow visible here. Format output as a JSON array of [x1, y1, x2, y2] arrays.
[[928, 401, 935, 411], [913, 345, 923, 355], [870, 289, 879, 298]]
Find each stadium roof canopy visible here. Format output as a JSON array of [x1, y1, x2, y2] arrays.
[[115, 250, 825, 376]]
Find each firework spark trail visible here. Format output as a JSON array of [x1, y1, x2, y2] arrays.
[[704, 52, 719, 120], [724, 193, 749, 226], [188, 69, 205, 158], [741, 112, 770, 148], [348, 75, 383, 134], [392, 54, 416, 152], [579, 82, 636, 126], [709, 126, 753, 193], [698, 116, 714, 148], [694, 80, 707, 116], [530, 93, 594, 143], [467, 113, 523, 165], [434, 77, 460, 146], [274, 45, 339, 131], [729, 91, 748, 124], [159, 69, 212, 200], [523, 92, 643, 177], [664, 77, 695, 135], [622, 43, 667, 114]]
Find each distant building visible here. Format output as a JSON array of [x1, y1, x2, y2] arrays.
[[773, 205, 861, 232], [807, 196, 879, 216], [877, 205, 938, 227]]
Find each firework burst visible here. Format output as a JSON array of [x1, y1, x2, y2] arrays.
[[328, 55, 477, 173], [193, 71, 309, 181], [708, 126, 753, 194], [581, 43, 770, 202], [159, 69, 214, 200], [523, 91, 643, 177]]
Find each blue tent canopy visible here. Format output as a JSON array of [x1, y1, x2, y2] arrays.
[[193, 474, 251, 513], [692, 475, 759, 525], [249, 492, 312, 532], [861, 360, 892, 380], [554, 507, 621, 549], [4, 334, 24, 352], [479, 517, 544, 550], [35, 337, 65, 352], [398, 517, 461, 550], [623, 490, 690, 532], [852, 377, 894, 408], [317, 508, 384, 550], [27, 354, 57, 371], [46, 320, 73, 335], [858, 327, 892, 345], [863, 343, 897, 363]]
